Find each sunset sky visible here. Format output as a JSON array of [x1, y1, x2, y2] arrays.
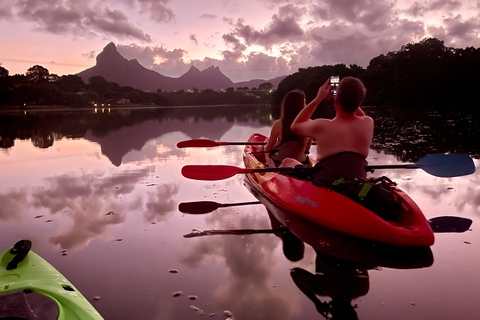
[[1, 0, 479, 82]]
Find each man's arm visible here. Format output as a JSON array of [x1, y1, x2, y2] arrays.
[[291, 79, 330, 136]]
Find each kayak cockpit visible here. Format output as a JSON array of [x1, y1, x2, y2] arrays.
[[0, 290, 59, 320]]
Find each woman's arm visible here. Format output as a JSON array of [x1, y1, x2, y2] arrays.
[[291, 80, 331, 136]]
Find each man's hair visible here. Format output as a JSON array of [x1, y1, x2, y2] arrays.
[[336, 77, 366, 113]]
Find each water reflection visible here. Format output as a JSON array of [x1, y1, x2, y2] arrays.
[[1, 106, 479, 165], [1, 106, 479, 319], [1, 167, 180, 252]]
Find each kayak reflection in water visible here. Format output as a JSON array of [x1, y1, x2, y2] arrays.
[[290, 253, 369, 320]]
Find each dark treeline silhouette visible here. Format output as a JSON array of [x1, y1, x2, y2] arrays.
[[0, 64, 272, 108], [272, 38, 480, 116]]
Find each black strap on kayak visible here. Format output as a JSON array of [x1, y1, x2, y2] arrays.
[[7, 239, 32, 270]]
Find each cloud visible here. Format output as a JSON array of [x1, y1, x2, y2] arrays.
[[9, 0, 156, 42], [45, 0, 478, 82], [190, 34, 198, 45], [201, 13, 217, 19], [82, 50, 96, 60], [117, 43, 189, 74], [135, 0, 175, 23], [225, 8, 305, 48], [428, 15, 480, 44]]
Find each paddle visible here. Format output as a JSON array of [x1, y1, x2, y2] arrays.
[[177, 139, 266, 148], [177, 138, 316, 148], [184, 228, 286, 238], [181, 153, 475, 180], [428, 216, 472, 233], [180, 200, 473, 233], [368, 153, 476, 178], [183, 217, 472, 238], [179, 200, 261, 214]]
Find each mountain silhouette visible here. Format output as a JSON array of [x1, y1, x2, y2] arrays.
[[77, 43, 285, 92]]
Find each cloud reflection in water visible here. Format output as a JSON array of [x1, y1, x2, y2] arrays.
[[0, 167, 181, 252], [181, 207, 301, 319]]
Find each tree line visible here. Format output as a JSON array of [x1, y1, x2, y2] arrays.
[[273, 37, 480, 116], [0, 65, 274, 108], [1, 38, 479, 110]]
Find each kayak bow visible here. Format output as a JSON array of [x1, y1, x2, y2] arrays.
[[0, 240, 104, 320]]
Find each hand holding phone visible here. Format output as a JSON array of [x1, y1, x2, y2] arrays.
[[329, 75, 340, 96]]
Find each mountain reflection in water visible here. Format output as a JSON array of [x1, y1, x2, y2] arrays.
[[1, 106, 479, 164], [0, 105, 479, 320]]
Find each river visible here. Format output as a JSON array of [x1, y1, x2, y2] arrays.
[[0, 105, 479, 319]]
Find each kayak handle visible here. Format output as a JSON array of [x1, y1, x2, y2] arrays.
[[7, 239, 32, 270]]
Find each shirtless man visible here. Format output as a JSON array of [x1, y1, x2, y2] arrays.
[[285, 76, 374, 182]]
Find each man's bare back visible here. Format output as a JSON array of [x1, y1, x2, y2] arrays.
[[310, 111, 373, 161]]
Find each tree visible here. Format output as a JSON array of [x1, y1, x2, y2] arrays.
[[26, 65, 49, 82], [0, 65, 9, 77], [56, 75, 85, 93], [258, 82, 273, 91]]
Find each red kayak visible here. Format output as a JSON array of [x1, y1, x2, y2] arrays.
[[242, 133, 434, 247]]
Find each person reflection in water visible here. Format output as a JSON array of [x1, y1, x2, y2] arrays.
[[290, 252, 369, 320]]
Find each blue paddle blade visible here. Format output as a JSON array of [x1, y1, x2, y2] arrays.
[[415, 153, 476, 177]]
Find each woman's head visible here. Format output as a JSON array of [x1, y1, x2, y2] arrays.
[[280, 89, 306, 142], [281, 89, 305, 121]]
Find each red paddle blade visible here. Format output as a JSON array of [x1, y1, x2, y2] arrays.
[[177, 139, 225, 148], [182, 165, 251, 180]]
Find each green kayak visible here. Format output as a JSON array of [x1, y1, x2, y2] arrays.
[[0, 240, 104, 320]]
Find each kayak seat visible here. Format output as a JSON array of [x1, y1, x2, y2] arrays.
[[0, 290, 59, 320], [311, 152, 368, 184]]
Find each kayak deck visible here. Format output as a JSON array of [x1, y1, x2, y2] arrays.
[[0, 240, 104, 320], [243, 133, 434, 247]]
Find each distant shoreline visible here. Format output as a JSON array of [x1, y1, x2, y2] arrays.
[[0, 103, 271, 115]]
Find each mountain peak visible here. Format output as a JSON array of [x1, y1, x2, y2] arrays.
[[104, 42, 117, 52]]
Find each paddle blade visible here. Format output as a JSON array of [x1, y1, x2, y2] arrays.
[[429, 216, 472, 233], [179, 201, 220, 214], [182, 165, 250, 180], [177, 139, 223, 148], [416, 153, 476, 177]]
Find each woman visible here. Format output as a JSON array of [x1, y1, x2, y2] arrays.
[[264, 89, 312, 167]]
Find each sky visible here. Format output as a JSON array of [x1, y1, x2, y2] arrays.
[[1, 0, 479, 82]]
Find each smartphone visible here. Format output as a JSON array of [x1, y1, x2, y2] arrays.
[[329, 75, 340, 95]]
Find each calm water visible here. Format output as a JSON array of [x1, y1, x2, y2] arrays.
[[1, 105, 479, 320]]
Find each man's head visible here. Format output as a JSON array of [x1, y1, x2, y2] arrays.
[[335, 77, 366, 113]]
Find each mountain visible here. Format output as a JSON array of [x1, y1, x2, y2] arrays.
[[77, 43, 286, 92], [178, 65, 233, 89]]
